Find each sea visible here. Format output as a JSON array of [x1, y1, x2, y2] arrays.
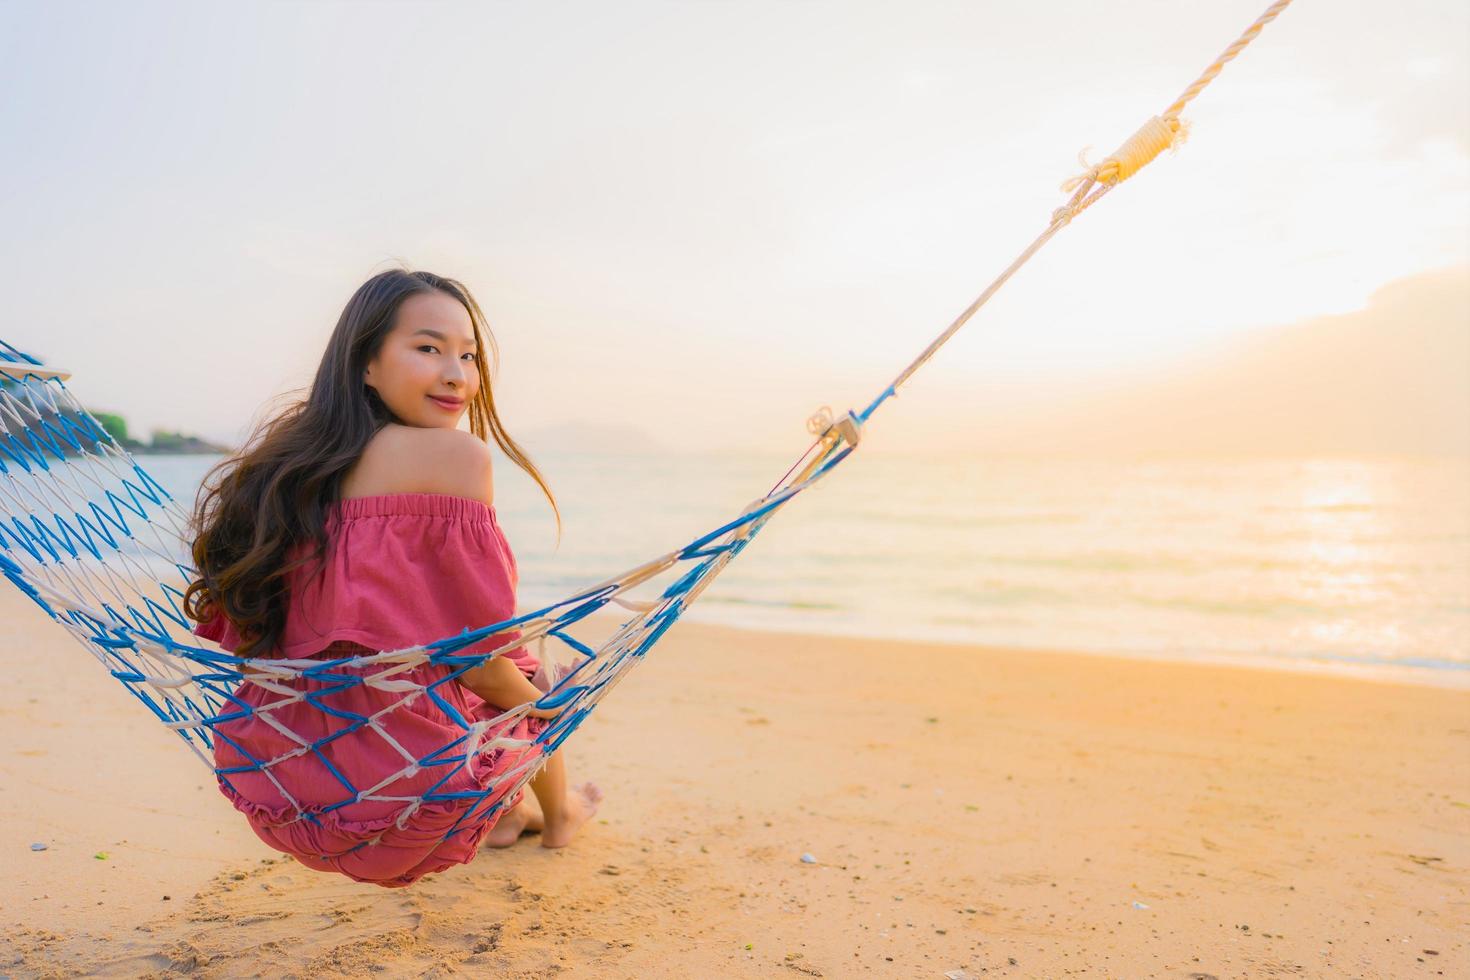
[[139, 451, 1470, 690]]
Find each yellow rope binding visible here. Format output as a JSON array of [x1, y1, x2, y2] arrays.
[[1056, 0, 1295, 222], [1060, 115, 1186, 193]]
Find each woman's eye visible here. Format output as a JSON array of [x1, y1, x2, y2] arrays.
[[417, 345, 474, 360]]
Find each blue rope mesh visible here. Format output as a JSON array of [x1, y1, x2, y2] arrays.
[[0, 341, 863, 849], [0, 12, 1290, 851]]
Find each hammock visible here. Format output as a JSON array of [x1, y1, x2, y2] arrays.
[[0, 1, 1293, 848]]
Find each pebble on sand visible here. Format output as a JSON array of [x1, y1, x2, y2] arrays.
[[29, 843, 47, 852], [800, 853, 817, 864]]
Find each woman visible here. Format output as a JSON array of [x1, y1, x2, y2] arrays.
[[186, 268, 601, 888]]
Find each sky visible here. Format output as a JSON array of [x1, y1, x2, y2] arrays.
[[1, 0, 1465, 458]]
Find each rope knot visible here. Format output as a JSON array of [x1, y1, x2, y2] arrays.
[[460, 719, 493, 776], [805, 405, 834, 436], [1060, 115, 1184, 193]]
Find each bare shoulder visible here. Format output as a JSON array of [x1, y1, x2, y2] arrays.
[[342, 424, 495, 505]]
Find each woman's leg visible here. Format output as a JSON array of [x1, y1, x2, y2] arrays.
[[528, 749, 602, 848]]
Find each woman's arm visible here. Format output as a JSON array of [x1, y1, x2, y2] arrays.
[[457, 654, 560, 719]]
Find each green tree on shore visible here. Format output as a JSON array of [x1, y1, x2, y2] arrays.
[[79, 409, 230, 454], [91, 411, 130, 444]]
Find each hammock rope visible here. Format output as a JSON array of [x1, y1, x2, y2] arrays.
[[0, 0, 1294, 849], [882, 0, 1295, 410]]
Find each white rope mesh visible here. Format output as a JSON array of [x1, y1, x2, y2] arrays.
[[0, 350, 858, 845]]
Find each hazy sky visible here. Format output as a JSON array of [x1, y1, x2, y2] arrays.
[[2, 0, 1465, 456]]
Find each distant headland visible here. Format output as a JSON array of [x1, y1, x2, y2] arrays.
[[90, 410, 233, 456]]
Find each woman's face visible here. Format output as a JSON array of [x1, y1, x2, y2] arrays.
[[363, 290, 481, 428]]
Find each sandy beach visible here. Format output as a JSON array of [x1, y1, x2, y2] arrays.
[[1, 591, 1465, 978]]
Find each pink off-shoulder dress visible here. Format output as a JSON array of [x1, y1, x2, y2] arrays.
[[192, 492, 548, 888]]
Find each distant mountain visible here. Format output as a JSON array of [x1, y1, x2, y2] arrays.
[[131, 430, 235, 455], [962, 265, 1470, 457]]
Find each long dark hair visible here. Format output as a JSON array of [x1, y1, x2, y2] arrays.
[[183, 268, 560, 658]]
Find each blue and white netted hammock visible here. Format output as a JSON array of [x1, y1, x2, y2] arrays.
[[0, 1, 1290, 851]]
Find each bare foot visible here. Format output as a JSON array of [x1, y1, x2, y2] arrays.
[[485, 797, 544, 848], [541, 782, 603, 849]]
